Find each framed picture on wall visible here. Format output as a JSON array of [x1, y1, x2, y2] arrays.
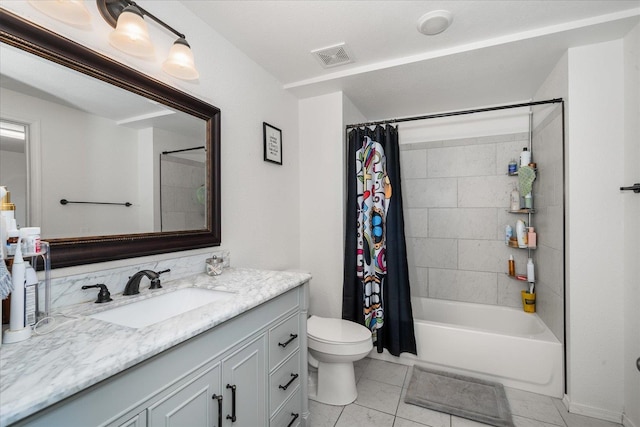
[[263, 122, 282, 165]]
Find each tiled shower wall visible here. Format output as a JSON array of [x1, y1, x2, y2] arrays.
[[160, 156, 206, 232], [531, 105, 565, 343], [400, 132, 555, 313]]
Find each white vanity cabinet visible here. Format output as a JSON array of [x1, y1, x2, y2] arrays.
[[12, 283, 308, 427]]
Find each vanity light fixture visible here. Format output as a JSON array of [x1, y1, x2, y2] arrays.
[[97, 0, 199, 80], [28, 0, 91, 27], [417, 10, 453, 36]]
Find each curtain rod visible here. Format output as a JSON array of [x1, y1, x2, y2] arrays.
[[346, 98, 563, 129]]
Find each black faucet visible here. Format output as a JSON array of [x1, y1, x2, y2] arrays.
[[82, 284, 113, 303], [123, 269, 171, 296]]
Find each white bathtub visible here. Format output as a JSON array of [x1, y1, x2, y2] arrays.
[[369, 297, 563, 398]]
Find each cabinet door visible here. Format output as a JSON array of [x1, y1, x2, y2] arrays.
[[117, 412, 146, 427], [147, 362, 222, 427], [222, 336, 266, 427]]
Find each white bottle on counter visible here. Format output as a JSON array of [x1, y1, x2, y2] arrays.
[[3, 237, 32, 344]]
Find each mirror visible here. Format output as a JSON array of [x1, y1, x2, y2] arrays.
[[0, 9, 221, 268]]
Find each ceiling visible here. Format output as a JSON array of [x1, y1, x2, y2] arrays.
[[182, 0, 640, 121]]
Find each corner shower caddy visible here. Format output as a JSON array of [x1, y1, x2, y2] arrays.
[[506, 113, 536, 281]]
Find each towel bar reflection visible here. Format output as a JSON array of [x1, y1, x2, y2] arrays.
[[60, 199, 132, 207], [620, 183, 640, 193]]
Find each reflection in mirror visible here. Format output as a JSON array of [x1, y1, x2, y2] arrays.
[[1, 42, 207, 239], [0, 9, 221, 268]]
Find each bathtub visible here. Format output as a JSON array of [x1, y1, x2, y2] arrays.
[[369, 297, 563, 398]]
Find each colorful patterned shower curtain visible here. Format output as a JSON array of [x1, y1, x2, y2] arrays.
[[343, 125, 416, 357]]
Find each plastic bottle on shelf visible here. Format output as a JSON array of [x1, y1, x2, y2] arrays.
[[516, 220, 528, 248], [527, 258, 535, 283], [510, 187, 520, 211], [508, 255, 515, 276], [505, 225, 513, 246], [520, 147, 531, 167], [508, 160, 518, 175], [524, 193, 533, 209], [528, 227, 537, 249]]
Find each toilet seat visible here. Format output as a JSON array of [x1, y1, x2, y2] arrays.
[[307, 316, 372, 356], [307, 316, 371, 344]]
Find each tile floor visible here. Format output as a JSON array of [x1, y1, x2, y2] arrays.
[[308, 358, 623, 427]]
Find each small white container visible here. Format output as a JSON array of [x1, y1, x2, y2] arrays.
[[20, 227, 41, 254]]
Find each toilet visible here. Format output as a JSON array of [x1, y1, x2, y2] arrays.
[[307, 315, 373, 405]]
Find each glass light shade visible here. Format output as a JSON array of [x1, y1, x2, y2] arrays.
[[162, 38, 199, 80], [108, 6, 154, 58], [28, 0, 91, 26]]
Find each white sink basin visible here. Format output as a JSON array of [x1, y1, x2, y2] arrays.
[[89, 288, 235, 329]]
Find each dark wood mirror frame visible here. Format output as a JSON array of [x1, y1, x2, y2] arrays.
[[0, 9, 221, 269]]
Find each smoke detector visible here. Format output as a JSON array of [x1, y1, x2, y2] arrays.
[[417, 10, 453, 35], [311, 43, 353, 68]]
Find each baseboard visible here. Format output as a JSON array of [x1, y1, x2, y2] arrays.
[[563, 394, 624, 424], [623, 413, 639, 427]]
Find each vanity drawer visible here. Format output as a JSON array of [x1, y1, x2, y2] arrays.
[[269, 313, 300, 370], [270, 350, 300, 415], [270, 387, 301, 427]]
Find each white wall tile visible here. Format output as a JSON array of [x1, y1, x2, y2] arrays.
[[429, 208, 497, 239], [428, 269, 498, 304], [400, 149, 427, 179], [428, 144, 496, 178], [408, 238, 457, 268], [459, 239, 529, 274], [403, 178, 458, 208], [404, 208, 429, 237], [458, 175, 514, 208]]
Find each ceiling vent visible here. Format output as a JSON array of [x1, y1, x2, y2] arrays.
[[311, 43, 353, 68]]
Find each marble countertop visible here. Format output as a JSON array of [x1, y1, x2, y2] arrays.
[[0, 268, 311, 426]]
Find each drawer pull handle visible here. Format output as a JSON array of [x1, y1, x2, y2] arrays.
[[226, 384, 237, 422], [279, 373, 299, 390], [287, 412, 299, 427], [278, 333, 298, 348], [212, 394, 223, 427]]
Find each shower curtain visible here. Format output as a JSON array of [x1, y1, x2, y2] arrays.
[[343, 125, 416, 357]]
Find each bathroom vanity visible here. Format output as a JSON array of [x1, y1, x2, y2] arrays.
[[0, 269, 310, 427]]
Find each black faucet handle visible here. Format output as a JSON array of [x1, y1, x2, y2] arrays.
[[149, 269, 171, 290], [81, 284, 113, 303]]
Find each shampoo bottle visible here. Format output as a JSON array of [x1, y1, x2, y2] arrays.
[[516, 220, 527, 248]]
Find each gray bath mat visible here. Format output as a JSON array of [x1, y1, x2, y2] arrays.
[[405, 365, 514, 427]]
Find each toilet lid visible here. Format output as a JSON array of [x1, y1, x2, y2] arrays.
[[307, 316, 372, 344]]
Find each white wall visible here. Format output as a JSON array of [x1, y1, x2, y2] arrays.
[[1, 1, 301, 273], [299, 92, 345, 318], [623, 22, 640, 427], [0, 87, 141, 237], [566, 39, 626, 421]]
